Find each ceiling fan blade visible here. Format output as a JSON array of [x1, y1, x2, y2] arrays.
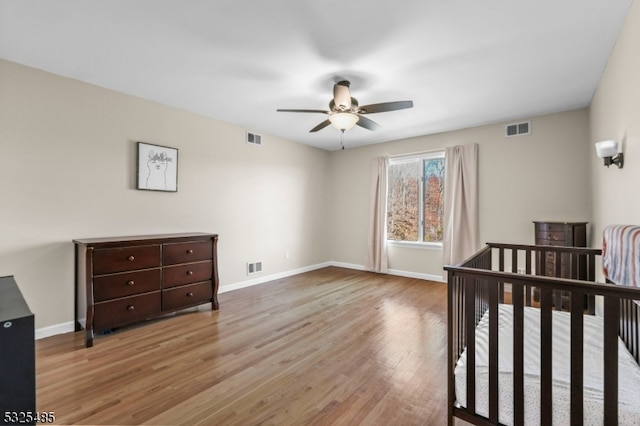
[[310, 119, 331, 132], [333, 81, 351, 110], [277, 109, 329, 114], [358, 100, 414, 114], [356, 115, 381, 131]]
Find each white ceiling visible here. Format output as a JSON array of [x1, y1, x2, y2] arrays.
[[0, 1, 632, 151]]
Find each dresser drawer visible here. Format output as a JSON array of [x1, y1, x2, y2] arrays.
[[535, 223, 569, 232], [93, 292, 161, 330], [93, 245, 161, 275], [163, 241, 212, 265], [163, 260, 212, 289], [93, 269, 161, 302], [536, 231, 566, 244], [162, 281, 212, 311]]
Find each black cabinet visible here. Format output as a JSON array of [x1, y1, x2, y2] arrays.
[[0, 276, 35, 425]]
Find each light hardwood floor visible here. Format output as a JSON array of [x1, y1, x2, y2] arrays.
[[36, 267, 448, 425]]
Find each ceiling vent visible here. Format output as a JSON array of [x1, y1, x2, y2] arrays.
[[505, 121, 531, 137], [246, 131, 263, 146]]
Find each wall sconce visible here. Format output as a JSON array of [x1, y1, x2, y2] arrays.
[[595, 140, 624, 168]]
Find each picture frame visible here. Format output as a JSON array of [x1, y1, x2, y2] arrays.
[[136, 142, 178, 192]]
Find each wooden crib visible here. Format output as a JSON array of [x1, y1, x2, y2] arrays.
[[445, 243, 640, 425]]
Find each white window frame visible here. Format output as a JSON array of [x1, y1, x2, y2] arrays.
[[386, 150, 445, 249]]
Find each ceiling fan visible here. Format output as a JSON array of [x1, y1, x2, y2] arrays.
[[277, 80, 413, 133]]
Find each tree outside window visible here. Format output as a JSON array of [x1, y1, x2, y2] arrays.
[[387, 153, 445, 244]]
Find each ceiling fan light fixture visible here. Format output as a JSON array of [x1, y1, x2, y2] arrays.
[[329, 112, 358, 131]]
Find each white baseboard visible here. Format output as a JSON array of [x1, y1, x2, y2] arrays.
[[388, 268, 446, 283], [36, 321, 75, 340], [219, 262, 332, 293], [331, 262, 445, 282], [329, 261, 365, 271], [36, 262, 444, 339]]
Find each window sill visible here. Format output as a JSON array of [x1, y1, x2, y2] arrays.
[[387, 240, 443, 251]]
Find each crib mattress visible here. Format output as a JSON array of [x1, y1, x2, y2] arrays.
[[455, 304, 640, 425]]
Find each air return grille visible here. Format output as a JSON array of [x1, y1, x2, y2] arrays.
[[246, 131, 263, 146], [247, 261, 262, 274], [505, 121, 531, 137]]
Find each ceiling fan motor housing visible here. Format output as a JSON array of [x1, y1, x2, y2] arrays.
[[333, 80, 352, 110]]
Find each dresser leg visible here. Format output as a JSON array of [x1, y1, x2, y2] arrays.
[[212, 296, 219, 310], [85, 329, 94, 348]]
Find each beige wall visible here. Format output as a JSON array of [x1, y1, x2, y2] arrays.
[[589, 1, 640, 254], [0, 59, 330, 330], [0, 55, 596, 333], [328, 109, 590, 279]]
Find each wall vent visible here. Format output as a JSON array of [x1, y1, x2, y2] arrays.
[[246, 131, 263, 146], [247, 261, 263, 274], [505, 120, 531, 137]]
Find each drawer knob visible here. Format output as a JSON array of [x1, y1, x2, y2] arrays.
[[187, 249, 194, 254], [187, 270, 194, 275], [127, 280, 135, 286], [187, 292, 194, 297], [128, 255, 135, 261], [127, 305, 135, 311]]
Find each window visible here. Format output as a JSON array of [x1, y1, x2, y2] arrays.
[[387, 152, 445, 245]]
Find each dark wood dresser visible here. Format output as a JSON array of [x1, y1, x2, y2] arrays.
[[533, 221, 587, 277], [0, 276, 35, 424], [74, 233, 219, 347], [533, 221, 591, 311]]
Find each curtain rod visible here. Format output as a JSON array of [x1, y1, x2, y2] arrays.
[[388, 148, 445, 160]]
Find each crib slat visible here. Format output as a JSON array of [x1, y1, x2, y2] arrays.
[[512, 282, 525, 426], [488, 279, 499, 423], [570, 291, 584, 425], [540, 287, 553, 425], [587, 252, 595, 281], [465, 278, 476, 416], [456, 277, 467, 356], [628, 300, 635, 360], [588, 253, 596, 314], [555, 256, 563, 311], [628, 300, 640, 364], [604, 296, 619, 424], [629, 300, 640, 364], [525, 249, 532, 307], [627, 300, 635, 367], [622, 300, 629, 356], [555, 290, 563, 311]]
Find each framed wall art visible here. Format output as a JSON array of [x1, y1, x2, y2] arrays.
[[137, 142, 178, 192]]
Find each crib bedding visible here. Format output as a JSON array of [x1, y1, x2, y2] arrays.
[[455, 304, 640, 425], [602, 224, 640, 287]]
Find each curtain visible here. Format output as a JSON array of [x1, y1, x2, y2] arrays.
[[443, 144, 479, 268], [365, 156, 389, 273]]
